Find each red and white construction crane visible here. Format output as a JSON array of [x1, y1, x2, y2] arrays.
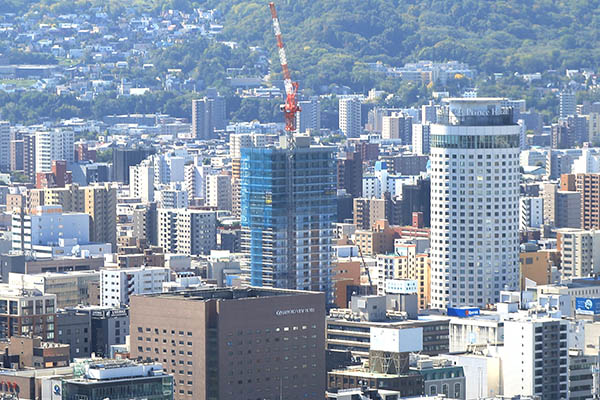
[[269, 2, 301, 134]]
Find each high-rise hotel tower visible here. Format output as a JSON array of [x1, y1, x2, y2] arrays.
[[429, 98, 520, 308]]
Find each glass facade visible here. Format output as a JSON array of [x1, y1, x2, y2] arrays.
[[62, 376, 173, 400], [240, 145, 337, 300], [430, 134, 520, 149]]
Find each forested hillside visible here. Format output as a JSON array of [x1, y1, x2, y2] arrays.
[[3, 0, 600, 91], [210, 0, 600, 90], [0, 0, 597, 123]]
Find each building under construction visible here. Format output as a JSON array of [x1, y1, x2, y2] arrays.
[[240, 135, 337, 302]]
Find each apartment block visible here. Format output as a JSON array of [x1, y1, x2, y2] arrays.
[[157, 208, 217, 255], [339, 97, 362, 138], [205, 174, 232, 211], [376, 248, 430, 309], [192, 97, 214, 140], [543, 182, 581, 228], [0, 121, 9, 172], [0, 286, 56, 341], [412, 122, 431, 155], [337, 151, 363, 198], [296, 98, 321, 134], [562, 173, 600, 229], [502, 318, 568, 399], [100, 266, 170, 307], [556, 228, 600, 279], [29, 183, 117, 246], [382, 112, 412, 143], [129, 160, 155, 202], [34, 129, 74, 173], [519, 196, 543, 229], [353, 197, 386, 230]]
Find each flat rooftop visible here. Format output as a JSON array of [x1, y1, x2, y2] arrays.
[[327, 315, 449, 326], [443, 97, 507, 103], [141, 286, 322, 301], [329, 366, 420, 379]]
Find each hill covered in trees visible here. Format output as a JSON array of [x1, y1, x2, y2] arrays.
[[3, 0, 600, 92], [210, 0, 600, 91], [0, 0, 598, 124]]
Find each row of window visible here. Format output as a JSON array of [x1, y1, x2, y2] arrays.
[[137, 326, 193, 336]]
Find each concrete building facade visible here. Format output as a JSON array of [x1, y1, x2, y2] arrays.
[[129, 287, 326, 400], [502, 318, 568, 399], [100, 266, 170, 307], [430, 98, 520, 308], [205, 174, 232, 211], [339, 97, 362, 138], [157, 208, 217, 255]]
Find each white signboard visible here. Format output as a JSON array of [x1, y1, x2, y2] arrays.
[[370, 327, 423, 353]]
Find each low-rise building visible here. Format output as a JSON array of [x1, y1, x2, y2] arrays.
[[327, 305, 449, 359], [55, 308, 92, 360], [43, 360, 173, 400], [8, 271, 99, 309], [100, 266, 170, 307], [64, 306, 129, 358], [449, 314, 503, 353], [568, 349, 596, 400], [0, 336, 69, 369], [0, 286, 56, 341], [412, 356, 466, 399]]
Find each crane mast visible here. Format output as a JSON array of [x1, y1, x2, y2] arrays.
[[269, 2, 301, 134]]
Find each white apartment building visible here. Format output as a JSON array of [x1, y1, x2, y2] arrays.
[[129, 160, 154, 202], [339, 97, 362, 138], [362, 161, 414, 199], [519, 196, 543, 230], [101, 266, 171, 307], [152, 154, 185, 185], [502, 318, 568, 399], [11, 205, 90, 252], [571, 145, 600, 173], [556, 228, 600, 279], [35, 129, 74, 173], [156, 184, 188, 209], [205, 174, 232, 211], [229, 134, 253, 159], [157, 208, 217, 255], [430, 98, 520, 308], [377, 248, 416, 293], [412, 123, 431, 155], [229, 133, 267, 159], [0, 121, 9, 172], [184, 162, 213, 201]]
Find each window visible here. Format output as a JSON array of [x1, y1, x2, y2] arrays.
[[454, 383, 461, 398]]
